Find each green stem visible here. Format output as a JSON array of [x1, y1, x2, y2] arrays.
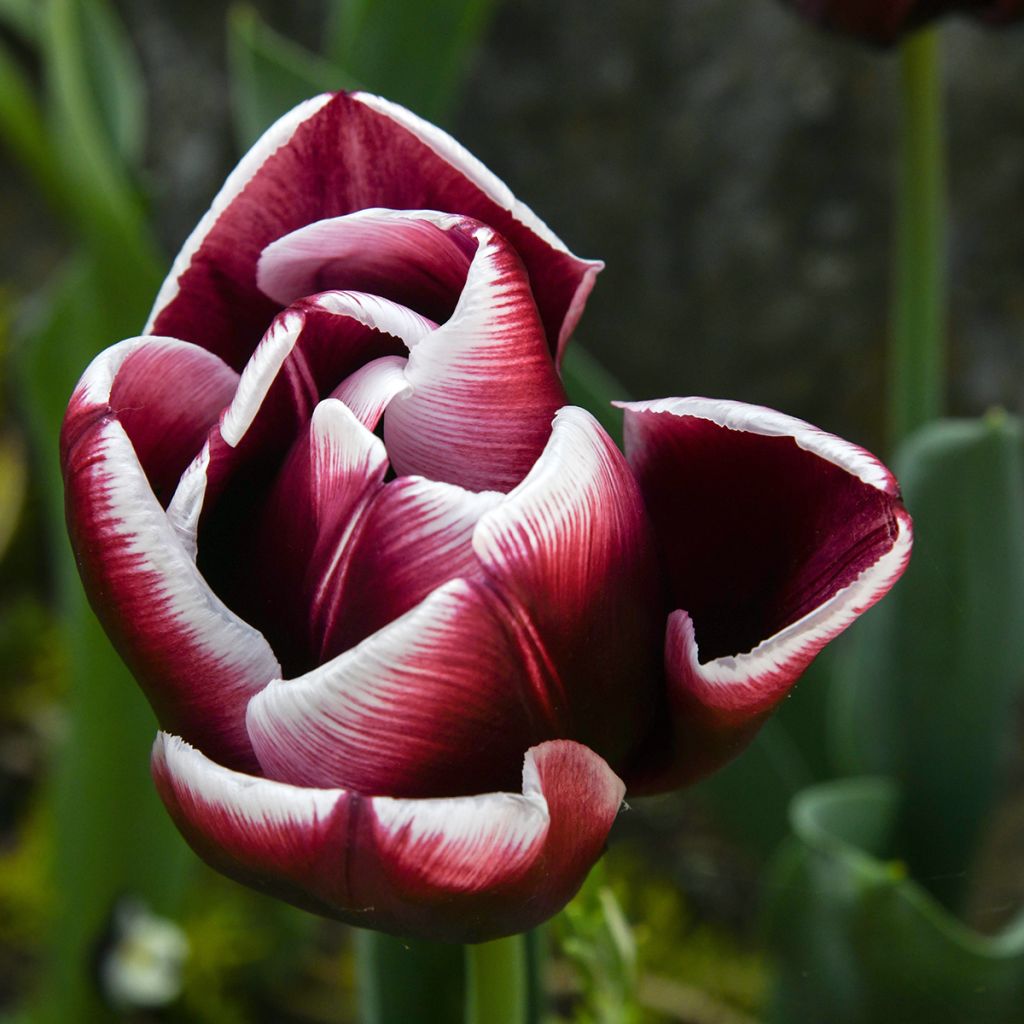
[[889, 27, 947, 445], [465, 935, 528, 1024]]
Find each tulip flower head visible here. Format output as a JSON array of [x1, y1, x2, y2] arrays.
[[61, 93, 911, 942], [781, 0, 1024, 45]]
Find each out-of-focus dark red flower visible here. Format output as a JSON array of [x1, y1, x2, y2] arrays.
[[782, 0, 1024, 44], [60, 92, 911, 942]]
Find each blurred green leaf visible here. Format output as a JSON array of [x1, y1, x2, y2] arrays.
[[15, 257, 193, 1024], [42, 0, 160, 289], [355, 931, 465, 1024], [766, 777, 1024, 1024], [0, 40, 65, 206], [227, 5, 356, 150], [829, 414, 1024, 910], [326, 0, 496, 124], [73, 0, 146, 168], [0, 0, 38, 40], [561, 343, 628, 446]]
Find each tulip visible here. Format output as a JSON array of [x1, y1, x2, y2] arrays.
[[61, 92, 911, 942], [780, 0, 1023, 45]]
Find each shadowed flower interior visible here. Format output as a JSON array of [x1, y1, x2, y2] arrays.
[[624, 408, 900, 663]]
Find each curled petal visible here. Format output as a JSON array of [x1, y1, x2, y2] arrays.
[[384, 223, 567, 491], [147, 92, 599, 369], [152, 733, 625, 943], [248, 578, 552, 798], [257, 209, 475, 324], [61, 340, 281, 770], [617, 397, 913, 789], [474, 407, 664, 769]]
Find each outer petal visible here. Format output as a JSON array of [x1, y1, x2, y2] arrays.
[[618, 397, 913, 789], [473, 407, 664, 771], [61, 340, 281, 770], [147, 91, 600, 369], [248, 578, 554, 798], [152, 733, 625, 943]]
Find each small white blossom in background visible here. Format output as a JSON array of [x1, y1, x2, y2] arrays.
[[100, 899, 190, 1011]]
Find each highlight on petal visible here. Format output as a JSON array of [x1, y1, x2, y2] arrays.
[[383, 224, 567, 492], [248, 578, 551, 799], [61, 342, 282, 770], [617, 397, 913, 789], [473, 407, 664, 769], [152, 733, 625, 943], [147, 91, 599, 369]]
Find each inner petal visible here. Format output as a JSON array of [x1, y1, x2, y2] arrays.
[[622, 399, 902, 663], [257, 209, 476, 326], [316, 476, 503, 664]]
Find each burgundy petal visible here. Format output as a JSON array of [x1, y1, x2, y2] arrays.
[[61, 340, 281, 770], [248, 578, 554, 798], [147, 92, 600, 369], [617, 397, 913, 789], [316, 476, 501, 660], [474, 407, 664, 772], [61, 336, 238, 508], [383, 222, 567, 492], [152, 733, 624, 943]]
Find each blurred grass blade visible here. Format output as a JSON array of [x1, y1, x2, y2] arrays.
[[356, 931, 465, 1024], [0, 40, 66, 207], [766, 778, 1024, 1024], [326, 0, 496, 123], [228, 4, 357, 150], [560, 343, 628, 445], [829, 414, 1024, 911], [15, 258, 193, 1024], [73, 0, 146, 168], [0, 431, 26, 563], [42, 0, 160, 290]]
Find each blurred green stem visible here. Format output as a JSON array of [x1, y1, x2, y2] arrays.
[[889, 28, 946, 445], [465, 935, 527, 1024]]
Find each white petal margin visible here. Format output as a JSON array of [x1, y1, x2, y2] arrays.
[[62, 339, 281, 770], [145, 94, 334, 332], [152, 733, 625, 943], [329, 355, 411, 430], [618, 397, 900, 493]]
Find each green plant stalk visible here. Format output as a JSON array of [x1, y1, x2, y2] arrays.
[[465, 935, 527, 1024], [889, 28, 947, 445]]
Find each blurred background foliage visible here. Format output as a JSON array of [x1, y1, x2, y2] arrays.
[[1, 0, 1023, 1021]]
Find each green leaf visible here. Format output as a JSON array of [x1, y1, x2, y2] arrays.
[[560, 343, 628, 446], [14, 258, 193, 1024], [227, 4, 357, 150], [765, 778, 1024, 1024], [326, 0, 496, 124], [829, 414, 1024, 910]]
